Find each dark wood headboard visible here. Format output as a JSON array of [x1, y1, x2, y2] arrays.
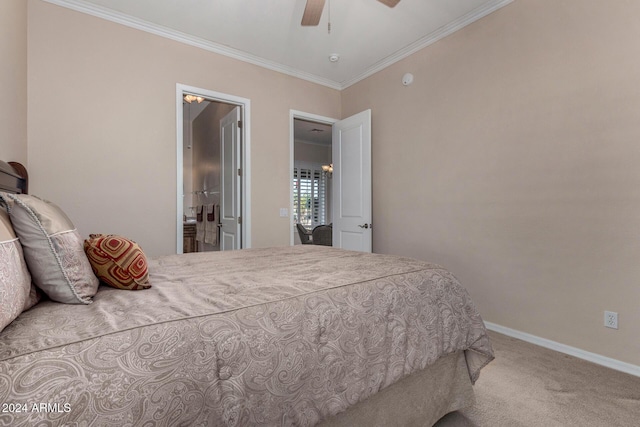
[[0, 161, 28, 194]]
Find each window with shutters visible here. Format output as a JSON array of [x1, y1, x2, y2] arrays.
[[293, 162, 327, 228]]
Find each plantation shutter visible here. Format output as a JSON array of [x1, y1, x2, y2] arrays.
[[293, 162, 327, 228]]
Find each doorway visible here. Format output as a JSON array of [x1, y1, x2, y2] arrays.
[[290, 109, 373, 252], [176, 84, 251, 254], [290, 111, 337, 246]]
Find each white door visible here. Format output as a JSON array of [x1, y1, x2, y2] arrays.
[[220, 107, 242, 250], [332, 109, 372, 252]]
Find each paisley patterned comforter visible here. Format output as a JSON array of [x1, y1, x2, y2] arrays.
[[0, 246, 493, 426]]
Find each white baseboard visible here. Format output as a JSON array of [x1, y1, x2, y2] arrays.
[[484, 322, 640, 378]]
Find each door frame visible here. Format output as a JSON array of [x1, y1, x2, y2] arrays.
[[176, 83, 252, 253], [289, 110, 337, 246]]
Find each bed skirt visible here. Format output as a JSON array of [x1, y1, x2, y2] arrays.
[[322, 351, 474, 427]]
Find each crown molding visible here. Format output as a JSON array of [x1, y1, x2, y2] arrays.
[[42, 0, 512, 91], [41, 0, 343, 90], [340, 0, 513, 89]]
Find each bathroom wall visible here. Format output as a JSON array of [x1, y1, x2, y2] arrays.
[[191, 101, 235, 251]]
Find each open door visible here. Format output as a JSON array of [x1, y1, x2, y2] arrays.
[[332, 109, 372, 252], [219, 107, 242, 250]]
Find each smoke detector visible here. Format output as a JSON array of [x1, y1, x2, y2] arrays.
[[329, 53, 340, 63]]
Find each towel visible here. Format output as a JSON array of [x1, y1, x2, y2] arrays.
[[204, 204, 218, 246], [195, 205, 205, 242]]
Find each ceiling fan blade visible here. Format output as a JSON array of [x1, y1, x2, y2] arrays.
[[378, 0, 401, 7], [301, 0, 326, 26]]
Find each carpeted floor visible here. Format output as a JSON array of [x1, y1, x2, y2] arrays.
[[434, 331, 640, 427]]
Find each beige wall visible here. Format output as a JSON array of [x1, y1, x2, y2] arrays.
[[27, 0, 341, 257], [0, 0, 28, 164], [342, 0, 640, 365], [19, 0, 640, 366], [294, 140, 331, 165]]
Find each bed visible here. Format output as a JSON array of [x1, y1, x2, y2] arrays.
[[0, 160, 493, 426]]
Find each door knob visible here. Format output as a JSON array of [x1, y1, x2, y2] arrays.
[[358, 223, 369, 229]]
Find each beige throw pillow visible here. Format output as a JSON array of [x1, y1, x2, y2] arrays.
[[0, 208, 40, 332], [0, 193, 98, 304]]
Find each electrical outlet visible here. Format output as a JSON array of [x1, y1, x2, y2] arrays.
[[604, 311, 618, 329]]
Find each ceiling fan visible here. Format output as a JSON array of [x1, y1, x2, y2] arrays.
[[301, 0, 401, 26]]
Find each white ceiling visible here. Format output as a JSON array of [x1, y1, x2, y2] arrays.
[[295, 118, 332, 146], [47, 0, 512, 90]]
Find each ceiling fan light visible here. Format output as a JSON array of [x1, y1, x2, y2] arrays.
[[184, 94, 207, 104]]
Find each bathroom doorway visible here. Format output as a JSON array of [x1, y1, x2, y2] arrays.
[[176, 84, 251, 254]]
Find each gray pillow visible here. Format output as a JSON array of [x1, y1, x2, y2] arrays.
[[0, 193, 98, 304], [0, 208, 40, 332]]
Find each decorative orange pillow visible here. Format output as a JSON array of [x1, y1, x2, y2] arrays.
[[83, 234, 151, 290]]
